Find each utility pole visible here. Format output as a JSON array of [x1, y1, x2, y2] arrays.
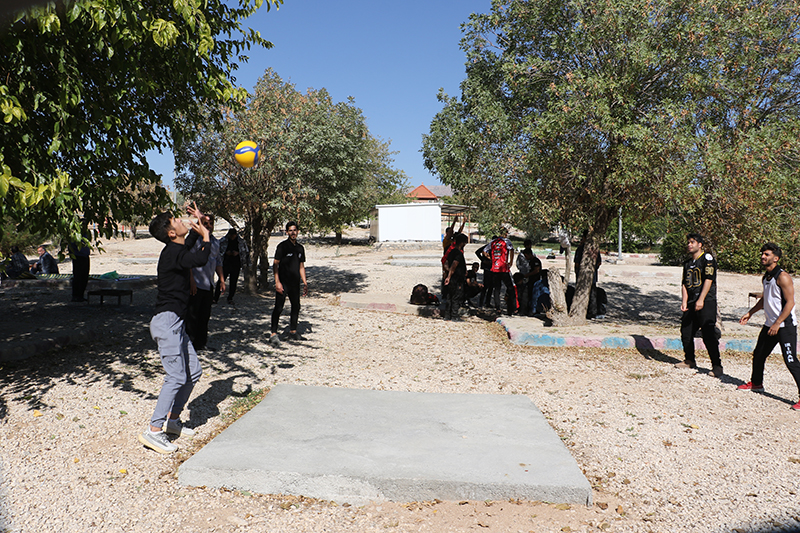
[[617, 207, 624, 264]]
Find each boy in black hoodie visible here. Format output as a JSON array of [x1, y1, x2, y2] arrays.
[[138, 204, 210, 454]]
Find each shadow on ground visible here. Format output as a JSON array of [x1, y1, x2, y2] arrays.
[[0, 287, 329, 423], [305, 265, 368, 295]]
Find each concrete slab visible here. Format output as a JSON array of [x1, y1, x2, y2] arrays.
[[496, 316, 773, 354], [178, 385, 592, 506]]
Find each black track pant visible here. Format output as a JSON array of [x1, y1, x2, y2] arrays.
[[271, 282, 301, 334], [680, 301, 721, 367], [749, 325, 800, 397], [444, 280, 464, 320], [186, 288, 213, 350], [72, 256, 90, 300], [215, 258, 240, 302], [493, 272, 514, 314]]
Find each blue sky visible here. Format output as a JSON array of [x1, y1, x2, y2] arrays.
[[148, 0, 492, 189]]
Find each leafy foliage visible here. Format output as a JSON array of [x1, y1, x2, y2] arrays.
[[0, 0, 280, 248], [175, 69, 406, 290], [423, 0, 800, 323]]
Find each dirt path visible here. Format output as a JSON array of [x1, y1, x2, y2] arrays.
[[1, 232, 798, 533]]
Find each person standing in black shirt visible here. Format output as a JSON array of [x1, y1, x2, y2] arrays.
[[677, 233, 723, 378], [269, 221, 307, 344], [139, 204, 210, 454], [215, 228, 249, 304], [69, 238, 91, 302], [443, 233, 469, 320]]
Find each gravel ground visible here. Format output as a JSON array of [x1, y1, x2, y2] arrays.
[[2, 233, 800, 533]]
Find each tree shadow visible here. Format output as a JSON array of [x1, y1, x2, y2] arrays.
[[602, 281, 681, 326], [304, 265, 368, 294], [0, 289, 329, 422]]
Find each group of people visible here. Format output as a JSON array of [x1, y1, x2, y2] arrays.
[[138, 209, 800, 455], [676, 233, 800, 410], [140, 207, 306, 454], [5, 242, 91, 303], [440, 218, 550, 320], [5, 244, 59, 278]]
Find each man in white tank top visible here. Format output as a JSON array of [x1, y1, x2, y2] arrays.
[[738, 242, 800, 410]]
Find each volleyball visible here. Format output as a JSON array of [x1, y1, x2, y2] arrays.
[[234, 141, 259, 168]]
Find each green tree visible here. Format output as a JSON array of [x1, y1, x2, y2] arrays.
[[0, 0, 280, 249], [175, 69, 392, 291], [315, 135, 409, 243], [423, 0, 800, 325]]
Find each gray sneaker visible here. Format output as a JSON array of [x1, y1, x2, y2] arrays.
[[268, 334, 281, 346], [138, 429, 177, 454], [710, 365, 724, 378], [164, 418, 195, 437]]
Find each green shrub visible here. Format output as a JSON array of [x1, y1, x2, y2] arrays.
[[659, 227, 689, 266], [0, 219, 47, 256], [715, 240, 762, 274]]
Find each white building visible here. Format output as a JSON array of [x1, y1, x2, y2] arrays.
[[369, 203, 475, 242]]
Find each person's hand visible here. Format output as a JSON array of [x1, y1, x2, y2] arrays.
[[275, 281, 284, 294], [303, 282, 308, 296], [220, 279, 226, 294], [681, 302, 688, 312], [186, 201, 204, 223], [739, 312, 751, 326], [768, 323, 780, 336], [190, 277, 197, 296], [694, 299, 704, 311], [444, 275, 451, 286], [190, 218, 210, 240]]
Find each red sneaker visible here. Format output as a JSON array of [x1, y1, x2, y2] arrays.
[[737, 382, 765, 392], [792, 401, 800, 411]]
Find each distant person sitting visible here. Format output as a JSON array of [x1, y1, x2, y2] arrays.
[[6, 246, 32, 279], [30, 245, 58, 275], [465, 262, 484, 306]]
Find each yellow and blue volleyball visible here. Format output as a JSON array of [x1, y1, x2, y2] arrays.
[[234, 140, 259, 168]]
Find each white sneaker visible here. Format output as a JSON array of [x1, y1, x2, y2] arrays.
[[138, 429, 177, 454], [164, 418, 195, 437]]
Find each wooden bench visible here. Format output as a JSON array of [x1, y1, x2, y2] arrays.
[[88, 288, 133, 305]]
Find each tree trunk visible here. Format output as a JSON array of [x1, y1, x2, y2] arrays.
[[258, 250, 270, 290], [547, 269, 569, 316], [546, 239, 598, 327], [563, 243, 572, 285], [569, 251, 596, 322], [335, 231, 342, 245], [246, 211, 262, 294]]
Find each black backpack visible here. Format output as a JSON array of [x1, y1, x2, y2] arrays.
[[410, 284, 429, 305], [410, 284, 439, 305]]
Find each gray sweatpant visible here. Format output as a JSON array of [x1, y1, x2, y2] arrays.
[[149, 311, 202, 429]]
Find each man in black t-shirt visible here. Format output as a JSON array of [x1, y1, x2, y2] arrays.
[[269, 221, 307, 344], [139, 203, 210, 454], [443, 233, 469, 320], [677, 233, 723, 377]]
